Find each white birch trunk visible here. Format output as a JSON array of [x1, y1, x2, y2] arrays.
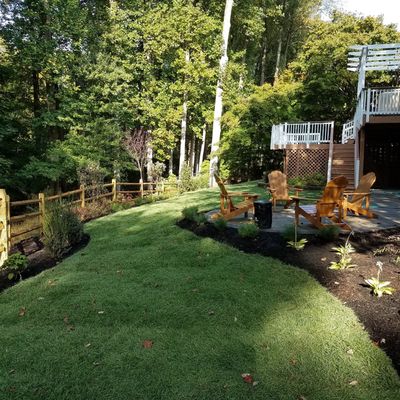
[[179, 50, 190, 179], [197, 124, 207, 174], [169, 149, 173, 175], [209, 0, 234, 187], [190, 136, 196, 175], [273, 34, 282, 85]]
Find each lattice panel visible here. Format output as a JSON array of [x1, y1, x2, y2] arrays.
[[285, 149, 329, 179]]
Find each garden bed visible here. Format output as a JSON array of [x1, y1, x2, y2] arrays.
[[177, 218, 400, 375], [0, 234, 90, 293]]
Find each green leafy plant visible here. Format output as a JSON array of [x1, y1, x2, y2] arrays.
[[1, 252, 28, 280], [182, 206, 199, 222], [194, 213, 207, 225], [238, 223, 259, 238], [214, 218, 227, 232], [393, 256, 400, 265], [111, 202, 133, 213], [329, 233, 356, 270], [365, 261, 395, 297], [286, 223, 307, 251], [43, 202, 84, 259], [316, 225, 340, 242]]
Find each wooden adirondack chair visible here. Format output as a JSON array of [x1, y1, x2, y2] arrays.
[[293, 176, 350, 230], [213, 174, 259, 220], [267, 170, 302, 209], [342, 172, 376, 219]]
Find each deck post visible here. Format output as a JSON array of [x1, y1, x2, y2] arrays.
[[0, 189, 10, 266], [327, 122, 334, 182], [38, 193, 45, 235]]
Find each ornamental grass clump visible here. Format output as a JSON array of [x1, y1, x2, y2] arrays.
[[238, 223, 259, 238], [43, 202, 84, 259], [365, 261, 395, 297]]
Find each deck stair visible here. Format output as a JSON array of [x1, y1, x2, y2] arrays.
[[331, 141, 355, 188]]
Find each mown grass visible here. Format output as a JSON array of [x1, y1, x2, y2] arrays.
[[0, 183, 399, 399]]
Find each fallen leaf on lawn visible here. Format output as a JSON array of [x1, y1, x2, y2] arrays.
[[234, 316, 238, 322], [208, 310, 215, 316], [67, 325, 75, 331], [321, 257, 327, 261], [380, 338, 386, 344], [298, 396, 307, 400], [84, 343, 91, 348], [8, 369, 15, 374], [47, 279, 57, 286], [252, 381, 259, 387], [241, 373, 253, 384], [346, 349, 354, 355], [116, 270, 123, 275], [18, 307, 26, 317], [290, 358, 297, 365], [349, 380, 358, 386], [63, 316, 69, 324], [38, 297, 44, 300], [98, 311, 104, 314], [93, 362, 100, 366], [142, 340, 153, 349], [192, 288, 199, 292]]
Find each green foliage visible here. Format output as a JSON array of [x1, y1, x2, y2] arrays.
[[365, 262, 395, 297], [282, 224, 296, 241], [316, 225, 340, 242], [287, 238, 308, 251], [179, 165, 196, 193], [288, 173, 326, 188], [182, 206, 199, 222], [111, 202, 133, 213], [43, 202, 84, 259], [329, 238, 356, 270], [214, 218, 227, 232], [238, 223, 259, 238], [1, 252, 28, 280]]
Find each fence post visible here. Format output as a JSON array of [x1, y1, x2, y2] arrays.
[[140, 179, 144, 198], [38, 193, 45, 235], [80, 185, 85, 208], [112, 179, 117, 202], [0, 189, 10, 266]]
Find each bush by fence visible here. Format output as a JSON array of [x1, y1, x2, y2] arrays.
[[0, 180, 177, 266]]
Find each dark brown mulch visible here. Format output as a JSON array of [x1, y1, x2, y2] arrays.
[[177, 219, 400, 375], [0, 234, 90, 293]]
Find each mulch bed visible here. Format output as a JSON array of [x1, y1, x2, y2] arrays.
[[0, 234, 90, 293], [177, 218, 400, 375]]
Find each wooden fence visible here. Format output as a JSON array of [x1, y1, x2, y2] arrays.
[[0, 179, 175, 266]]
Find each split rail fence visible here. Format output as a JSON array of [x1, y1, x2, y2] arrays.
[[0, 179, 176, 266]]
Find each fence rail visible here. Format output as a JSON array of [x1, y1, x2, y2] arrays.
[[270, 121, 334, 149], [0, 179, 177, 266]]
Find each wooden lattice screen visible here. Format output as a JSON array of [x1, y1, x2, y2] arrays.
[[285, 148, 329, 179]]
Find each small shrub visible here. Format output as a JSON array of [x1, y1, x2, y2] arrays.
[[365, 261, 395, 297], [43, 202, 84, 259], [195, 213, 207, 225], [304, 172, 326, 187], [75, 200, 112, 221], [288, 176, 305, 188], [282, 224, 296, 241], [316, 225, 340, 242], [214, 218, 227, 232], [179, 164, 195, 193], [1, 252, 28, 280], [111, 202, 133, 213], [182, 206, 199, 222], [238, 223, 259, 238]]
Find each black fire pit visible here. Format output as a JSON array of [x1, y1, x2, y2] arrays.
[[254, 200, 272, 229]]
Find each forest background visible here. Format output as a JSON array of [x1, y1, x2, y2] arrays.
[[0, 0, 399, 198]]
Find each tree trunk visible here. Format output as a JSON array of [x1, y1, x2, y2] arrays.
[[209, 0, 234, 187], [190, 135, 196, 175], [260, 39, 268, 85], [179, 50, 190, 179], [197, 124, 207, 174], [169, 149, 174, 175], [273, 33, 282, 85]]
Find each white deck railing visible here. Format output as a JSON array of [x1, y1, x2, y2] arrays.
[[270, 121, 334, 149], [341, 87, 400, 143]]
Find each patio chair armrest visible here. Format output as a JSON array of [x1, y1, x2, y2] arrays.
[[288, 186, 303, 191], [343, 192, 371, 196], [291, 196, 316, 202], [227, 191, 259, 198]]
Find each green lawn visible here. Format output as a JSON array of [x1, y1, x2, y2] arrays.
[[0, 183, 399, 399]]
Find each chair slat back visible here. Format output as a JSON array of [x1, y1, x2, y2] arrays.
[[268, 170, 289, 199], [352, 172, 376, 205], [214, 173, 228, 197], [318, 176, 348, 216]]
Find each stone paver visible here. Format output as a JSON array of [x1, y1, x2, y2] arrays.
[[206, 189, 400, 234]]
